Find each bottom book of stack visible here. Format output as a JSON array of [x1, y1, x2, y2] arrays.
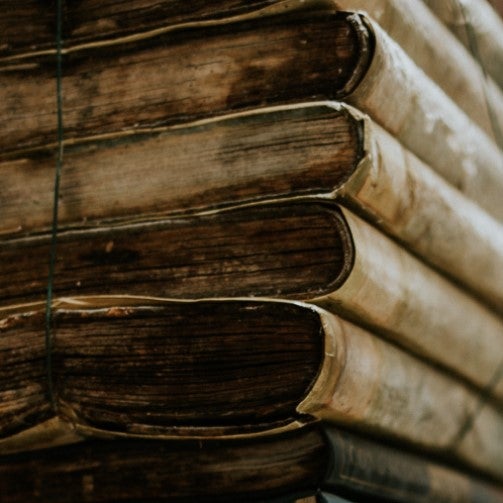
[[2, 424, 502, 502], [1, 296, 502, 502]]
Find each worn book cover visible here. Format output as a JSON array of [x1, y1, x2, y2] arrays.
[[423, 0, 503, 89], [336, 0, 503, 141], [1, 296, 502, 480], [2, 425, 502, 502], [2, 1, 503, 220], [3, 103, 503, 313], [3, 199, 503, 400]]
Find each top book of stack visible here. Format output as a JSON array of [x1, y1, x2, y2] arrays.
[[2, 0, 503, 221]]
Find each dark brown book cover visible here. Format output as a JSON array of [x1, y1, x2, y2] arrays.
[[2, 2, 503, 220], [1, 425, 502, 502], [2, 200, 502, 402], [1, 297, 502, 480], [3, 103, 503, 312]]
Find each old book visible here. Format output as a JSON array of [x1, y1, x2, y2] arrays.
[[2, 425, 502, 503], [1, 296, 503, 480], [2, 2, 503, 220], [335, 0, 503, 142], [0, 0, 293, 60], [323, 427, 503, 502], [3, 103, 503, 313], [423, 0, 503, 90], [4, 173, 503, 397], [0, 425, 327, 503], [1, 2, 368, 157], [4, 198, 503, 403]]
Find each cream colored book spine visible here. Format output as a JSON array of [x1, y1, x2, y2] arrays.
[[336, 102, 503, 313], [345, 13, 503, 222], [312, 206, 503, 403], [422, 0, 503, 90], [335, 0, 503, 141], [304, 307, 503, 481]]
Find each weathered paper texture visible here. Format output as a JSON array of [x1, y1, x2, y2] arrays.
[[346, 15, 503, 222], [2, 2, 503, 223], [1, 296, 502, 481], [423, 0, 503, 90], [338, 102, 503, 313], [2, 102, 503, 396], [336, 0, 503, 141], [3, 102, 503, 313], [2, 189, 502, 401], [313, 207, 503, 403]]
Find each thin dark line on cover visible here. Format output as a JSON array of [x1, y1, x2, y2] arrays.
[[45, 0, 64, 412], [450, 361, 503, 450], [456, 0, 503, 151], [444, 0, 503, 439]]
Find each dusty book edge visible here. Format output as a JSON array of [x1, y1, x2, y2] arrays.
[[0, 0, 340, 65], [0, 417, 84, 455]]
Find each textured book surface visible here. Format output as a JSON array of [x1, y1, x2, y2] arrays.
[[2, 425, 502, 503], [2, 2, 503, 220], [336, 0, 503, 142], [1, 296, 502, 480], [3, 103, 503, 313], [0, 427, 327, 503], [0, 0, 295, 59], [322, 429, 503, 502], [423, 0, 503, 89], [1, 4, 368, 156], [3, 201, 503, 398]]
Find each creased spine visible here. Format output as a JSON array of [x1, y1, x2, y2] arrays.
[[312, 208, 503, 402], [335, 0, 503, 141], [302, 312, 503, 480], [422, 0, 503, 90], [346, 16, 503, 222], [337, 105, 503, 313]]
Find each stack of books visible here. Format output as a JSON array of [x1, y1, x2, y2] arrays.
[[1, 0, 503, 501]]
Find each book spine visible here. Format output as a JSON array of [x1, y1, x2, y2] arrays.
[[422, 0, 503, 90], [323, 428, 503, 502], [301, 309, 503, 480], [312, 207, 503, 402], [338, 103, 503, 312], [335, 0, 503, 141], [346, 14, 503, 222]]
